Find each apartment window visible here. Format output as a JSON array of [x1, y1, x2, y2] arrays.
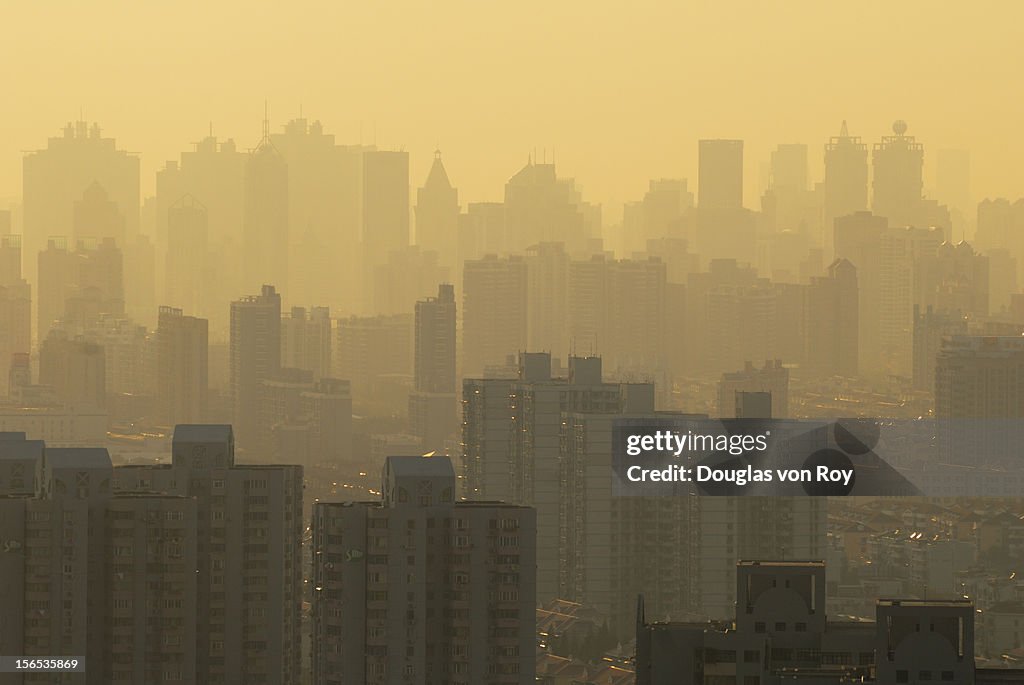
[[754, 621, 766, 633], [775, 622, 786, 632], [920, 671, 932, 681], [795, 622, 807, 632], [743, 650, 759, 663], [896, 671, 909, 683]]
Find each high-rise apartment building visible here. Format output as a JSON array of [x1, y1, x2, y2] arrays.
[[282, 306, 332, 381], [409, 284, 457, 452], [243, 124, 289, 294], [156, 305, 209, 425], [230, 285, 282, 449], [0, 426, 299, 685], [312, 455, 536, 685], [462, 255, 528, 378]]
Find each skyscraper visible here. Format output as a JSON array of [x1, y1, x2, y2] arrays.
[[823, 121, 869, 241], [165, 194, 210, 317], [362, 150, 410, 309], [804, 258, 859, 378], [243, 121, 289, 293], [872, 120, 924, 229], [312, 455, 536, 685], [230, 285, 282, 449], [697, 140, 754, 263], [462, 255, 528, 377], [503, 159, 590, 254], [698, 139, 744, 210], [415, 149, 459, 268], [22, 121, 140, 287], [409, 284, 457, 452], [156, 305, 209, 426], [155, 134, 246, 323], [281, 305, 333, 381], [525, 241, 569, 362]]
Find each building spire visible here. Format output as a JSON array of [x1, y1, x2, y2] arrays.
[[840, 119, 849, 137]]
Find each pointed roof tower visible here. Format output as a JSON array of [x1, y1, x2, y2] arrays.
[[424, 148, 453, 189]]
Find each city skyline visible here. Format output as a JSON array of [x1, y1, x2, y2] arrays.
[[3, 2, 1024, 207]]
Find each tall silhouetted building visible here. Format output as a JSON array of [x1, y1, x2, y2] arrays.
[[243, 121, 289, 293], [270, 117, 359, 306], [335, 312, 413, 406], [0, 234, 30, 396], [504, 159, 590, 254], [372, 244, 450, 316], [913, 305, 968, 392], [165, 194, 210, 317], [698, 139, 744, 210], [409, 283, 457, 452], [312, 455, 536, 685], [156, 134, 246, 327], [936, 148, 971, 227], [697, 140, 754, 263], [823, 121, 869, 241], [415, 149, 459, 269], [804, 258, 859, 378], [462, 254, 528, 377], [230, 285, 282, 449], [362, 150, 410, 309], [281, 305, 332, 381], [22, 121, 140, 291], [39, 331, 106, 409], [463, 352, 656, 605], [872, 120, 924, 229], [526, 241, 569, 361], [157, 306, 208, 425]]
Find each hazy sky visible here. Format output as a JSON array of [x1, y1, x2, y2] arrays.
[[3, 0, 1023, 218]]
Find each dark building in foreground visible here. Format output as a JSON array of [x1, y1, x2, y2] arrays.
[[312, 455, 536, 684], [637, 560, 1015, 685], [0, 425, 303, 685]]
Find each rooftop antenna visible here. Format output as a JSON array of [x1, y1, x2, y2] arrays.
[[840, 120, 849, 137]]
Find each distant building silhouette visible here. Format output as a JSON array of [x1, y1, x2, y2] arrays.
[[0, 233, 30, 396], [230, 285, 282, 449], [38, 330, 106, 409], [165, 194, 211, 318], [362, 149, 410, 310], [805, 258, 859, 378], [823, 121, 869, 250], [281, 305, 332, 381], [698, 139, 744, 210], [22, 121, 140, 299], [415, 149, 460, 269], [462, 254, 528, 377], [243, 120, 290, 294], [156, 305, 208, 425]]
